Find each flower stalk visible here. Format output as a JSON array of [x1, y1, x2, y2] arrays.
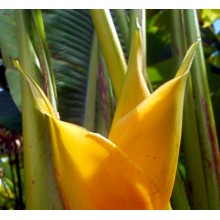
[[15, 9, 63, 209], [170, 9, 208, 209], [83, 32, 98, 131], [90, 9, 127, 100], [184, 9, 220, 209]]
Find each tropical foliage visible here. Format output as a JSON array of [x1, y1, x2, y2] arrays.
[[0, 9, 220, 210]]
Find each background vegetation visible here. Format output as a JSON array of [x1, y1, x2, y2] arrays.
[[0, 9, 220, 209]]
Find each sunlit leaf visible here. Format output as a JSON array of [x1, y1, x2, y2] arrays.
[[200, 9, 220, 28]]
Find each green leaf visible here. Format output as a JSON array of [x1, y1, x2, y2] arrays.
[[147, 58, 174, 90], [0, 10, 95, 127], [147, 10, 172, 66], [43, 9, 94, 125], [0, 10, 21, 112], [200, 9, 220, 28], [5, 69, 21, 111], [0, 10, 19, 68]]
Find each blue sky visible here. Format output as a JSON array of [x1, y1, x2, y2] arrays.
[[213, 19, 220, 34]]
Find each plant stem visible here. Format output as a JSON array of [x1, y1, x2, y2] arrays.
[[170, 9, 208, 209], [33, 10, 57, 109], [90, 9, 127, 100], [15, 152, 24, 209], [83, 32, 98, 131], [129, 10, 144, 51], [184, 9, 220, 209], [97, 50, 115, 137], [113, 9, 130, 51], [15, 10, 63, 209], [22, 10, 57, 111], [8, 153, 18, 208], [171, 170, 191, 210]]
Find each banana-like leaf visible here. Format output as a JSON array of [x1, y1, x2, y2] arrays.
[[12, 40, 198, 209], [0, 9, 94, 128], [0, 9, 133, 131], [0, 10, 21, 112], [42, 9, 95, 125]]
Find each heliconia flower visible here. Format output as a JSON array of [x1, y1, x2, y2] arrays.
[[12, 28, 198, 209], [109, 27, 199, 209]]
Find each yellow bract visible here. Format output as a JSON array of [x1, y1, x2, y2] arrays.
[[109, 74, 187, 209], [13, 34, 198, 209], [111, 24, 150, 128], [109, 39, 199, 209], [12, 60, 58, 119], [47, 117, 157, 209]]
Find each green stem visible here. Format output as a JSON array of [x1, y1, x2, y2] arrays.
[[97, 50, 115, 137], [31, 10, 57, 110], [171, 170, 191, 210], [129, 10, 143, 50], [16, 10, 63, 209], [15, 152, 24, 209], [90, 9, 127, 100], [184, 9, 220, 209], [83, 32, 98, 131], [8, 153, 18, 208], [144, 10, 153, 93], [170, 9, 208, 209], [112, 9, 130, 51]]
